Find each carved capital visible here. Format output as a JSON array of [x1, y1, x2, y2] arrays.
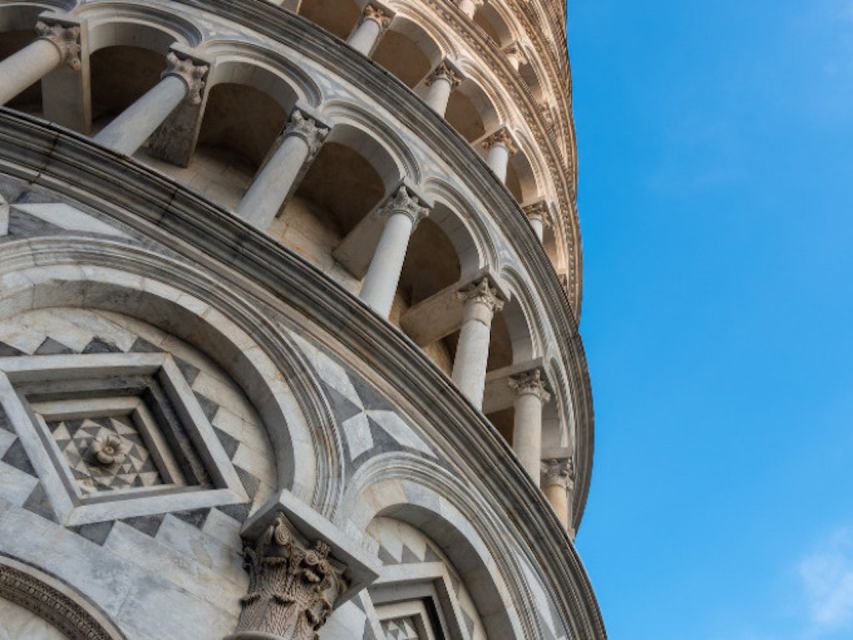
[[503, 42, 528, 69], [284, 109, 330, 160], [230, 512, 348, 640], [508, 368, 551, 403], [426, 61, 463, 89], [457, 278, 504, 313], [481, 127, 518, 154], [522, 200, 551, 226], [362, 4, 392, 29], [378, 185, 430, 228], [35, 17, 81, 71], [541, 457, 574, 490], [162, 51, 209, 105]]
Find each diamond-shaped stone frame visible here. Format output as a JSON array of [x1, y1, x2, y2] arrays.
[[0, 352, 248, 526]]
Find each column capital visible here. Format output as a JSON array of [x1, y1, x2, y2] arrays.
[[522, 199, 552, 226], [162, 49, 210, 105], [508, 368, 551, 403], [481, 127, 518, 154], [457, 277, 505, 313], [426, 60, 464, 89], [378, 184, 431, 228], [541, 457, 575, 490], [502, 41, 528, 69], [362, 3, 393, 29], [35, 14, 82, 71], [284, 106, 331, 160], [229, 512, 349, 640]]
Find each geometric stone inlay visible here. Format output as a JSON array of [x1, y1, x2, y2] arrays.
[[0, 352, 248, 527], [48, 415, 162, 495], [382, 616, 421, 640]]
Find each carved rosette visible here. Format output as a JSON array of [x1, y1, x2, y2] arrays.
[[541, 457, 575, 490], [35, 19, 82, 71], [457, 278, 504, 314], [508, 369, 551, 403], [481, 128, 518, 154], [426, 62, 463, 89], [378, 186, 430, 228], [162, 51, 209, 105], [231, 513, 348, 640], [362, 4, 392, 29], [284, 110, 330, 160]]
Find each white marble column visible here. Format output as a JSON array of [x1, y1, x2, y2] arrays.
[[541, 457, 574, 534], [94, 51, 209, 156], [482, 128, 517, 184], [423, 61, 462, 117], [0, 17, 81, 106], [359, 185, 430, 318], [451, 278, 504, 408], [457, 0, 483, 19], [348, 5, 392, 56], [522, 200, 550, 242], [237, 106, 330, 230], [509, 369, 551, 485]]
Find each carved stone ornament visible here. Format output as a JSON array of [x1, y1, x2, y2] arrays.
[[457, 277, 504, 313], [363, 4, 392, 28], [284, 110, 330, 159], [378, 186, 430, 228], [481, 128, 518, 154], [90, 433, 127, 466], [230, 513, 349, 640], [426, 61, 463, 88], [522, 200, 551, 226], [508, 369, 551, 403], [162, 51, 209, 105], [35, 19, 82, 71], [541, 457, 575, 490]]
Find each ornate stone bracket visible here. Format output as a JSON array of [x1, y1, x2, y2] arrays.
[[481, 127, 519, 155], [35, 15, 82, 71], [162, 50, 210, 105]]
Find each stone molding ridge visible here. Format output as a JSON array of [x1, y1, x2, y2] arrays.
[[35, 13, 82, 71], [162, 47, 210, 105], [508, 368, 551, 403], [457, 277, 505, 313]]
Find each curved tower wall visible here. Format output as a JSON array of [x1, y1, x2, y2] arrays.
[[0, 1, 603, 638]]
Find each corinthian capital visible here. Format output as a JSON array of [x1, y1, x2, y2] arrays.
[[284, 108, 331, 159], [426, 61, 463, 88], [378, 184, 430, 228], [458, 277, 504, 313], [362, 4, 392, 28], [35, 16, 82, 71], [508, 368, 551, 403], [162, 50, 210, 105], [481, 127, 518, 154], [541, 457, 575, 490], [522, 200, 552, 226], [230, 512, 348, 640]]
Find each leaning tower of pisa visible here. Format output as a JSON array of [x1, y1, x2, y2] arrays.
[[0, 0, 603, 638]]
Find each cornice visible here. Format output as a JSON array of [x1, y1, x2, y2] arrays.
[[0, 109, 604, 638]]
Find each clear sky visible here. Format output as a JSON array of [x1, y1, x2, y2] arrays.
[[568, 1, 853, 638]]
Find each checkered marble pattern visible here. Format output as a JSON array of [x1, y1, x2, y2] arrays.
[[48, 415, 162, 495], [382, 617, 420, 640]]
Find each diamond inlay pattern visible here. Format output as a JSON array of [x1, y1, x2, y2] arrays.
[[382, 617, 420, 640], [49, 416, 162, 494]]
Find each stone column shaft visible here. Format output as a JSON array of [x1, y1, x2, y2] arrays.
[[424, 62, 462, 117], [509, 370, 551, 485], [523, 201, 550, 243], [237, 108, 329, 230], [359, 186, 429, 318], [482, 129, 517, 184], [94, 51, 208, 156], [348, 5, 391, 56], [0, 18, 81, 106], [541, 458, 574, 532], [451, 279, 503, 408]]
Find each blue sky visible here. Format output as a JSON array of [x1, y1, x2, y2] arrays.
[[568, 1, 853, 638]]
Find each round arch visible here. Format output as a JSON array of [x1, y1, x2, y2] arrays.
[[79, 4, 202, 53]]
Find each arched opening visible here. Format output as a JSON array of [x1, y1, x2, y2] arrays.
[[506, 149, 539, 204], [445, 78, 500, 143], [298, 0, 362, 40], [371, 17, 442, 88], [519, 58, 546, 104], [473, 2, 513, 48]]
